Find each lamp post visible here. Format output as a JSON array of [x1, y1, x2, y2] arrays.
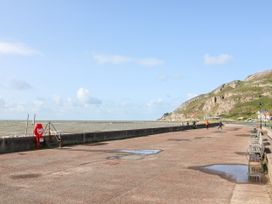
[[271, 103, 272, 129], [259, 102, 263, 129]]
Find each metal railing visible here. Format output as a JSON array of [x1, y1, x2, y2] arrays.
[[43, 122, 62, 147]]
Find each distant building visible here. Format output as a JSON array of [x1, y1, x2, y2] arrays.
[[257, 111, 271, 121]]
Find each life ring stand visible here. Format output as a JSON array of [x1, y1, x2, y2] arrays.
[[33, 123, 44, 148]]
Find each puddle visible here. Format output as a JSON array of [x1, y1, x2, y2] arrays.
[[118, 149, 161, 155], [106, 149, 161, 160], [10, 173, 42, 179], [191, 164, 249, 184], [107, 154, 144, 160]]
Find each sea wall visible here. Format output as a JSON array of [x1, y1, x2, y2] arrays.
[[0, 123, 218, 154]]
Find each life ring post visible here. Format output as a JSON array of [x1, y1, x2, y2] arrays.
[[33, 123, 44, 149]]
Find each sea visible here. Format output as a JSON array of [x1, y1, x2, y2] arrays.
[[0, 120, 182, 137]]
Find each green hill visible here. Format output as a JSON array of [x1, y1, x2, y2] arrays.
[[160, 70, 272, 121]]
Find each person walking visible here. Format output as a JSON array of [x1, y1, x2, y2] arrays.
[[193, 121, 197, 129], [205, 120, 209, 129], [218, 121, 224, 130]]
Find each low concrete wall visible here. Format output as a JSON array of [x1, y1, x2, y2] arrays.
[[0, 123, 218, 154]]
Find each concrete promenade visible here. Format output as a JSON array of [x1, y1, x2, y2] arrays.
[[0, 125, 271, 203]]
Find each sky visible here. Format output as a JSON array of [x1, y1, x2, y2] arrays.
[[0, 0, 272, 120]]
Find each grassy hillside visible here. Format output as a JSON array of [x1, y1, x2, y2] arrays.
[[161, 70, 272, 121]]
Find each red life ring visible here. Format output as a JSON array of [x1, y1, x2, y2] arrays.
[[33, 123, 44, 149], [34, 123, 44, 138]]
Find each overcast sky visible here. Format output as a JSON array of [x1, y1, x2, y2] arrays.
[[0, 0, 271, 120]]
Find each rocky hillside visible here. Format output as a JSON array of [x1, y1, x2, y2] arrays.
[[161, 70, 272, 121]]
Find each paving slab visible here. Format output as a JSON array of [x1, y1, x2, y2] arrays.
[[0, 124, 271, 203]]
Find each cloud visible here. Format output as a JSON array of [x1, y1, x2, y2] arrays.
[[204, 54, 232, 65], [76, 88, 102, 105], [0, 42, 40, 56], [9, 80, 32, 90], [92, 53, 164, 67], [77, 88, 90, 104]]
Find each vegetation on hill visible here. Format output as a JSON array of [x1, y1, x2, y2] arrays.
[[160, 70, 272, 121]]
